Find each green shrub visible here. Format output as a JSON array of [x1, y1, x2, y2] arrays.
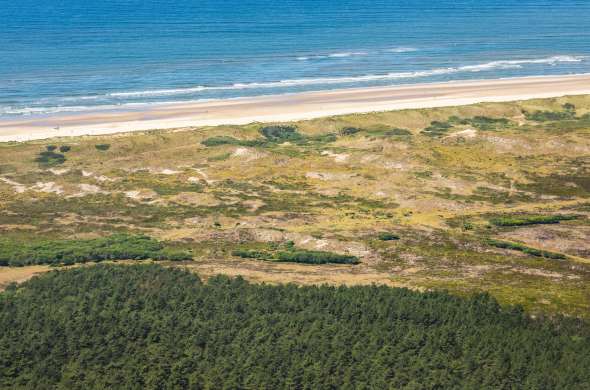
[[340, 127, 361, 136], [201, 136, 264, 147], [0, 234, 191, 266], [46, 145, 57, 152], [275, 250, 359, 264], [457, 116, 511, 131], [524, 110, 576, 122], [563, 103, 576, 112], [259, 125, 302, 142], [95, 144, 111, 151], [385, 128, 412, 136], [59, 145, 71, 153], [490, 214, 577, 227], [364, 127, 412, 138], [232, 245, 359, 265], [462, 222, 474, 231], [202, 136, 239, 146], [308, 133, 337, 143], [378, 232, 400, 241], [487, 239, 565, 260], [35, 151, 66, 166], [231, 250, 267, 259], [422, 121, 453, 137]]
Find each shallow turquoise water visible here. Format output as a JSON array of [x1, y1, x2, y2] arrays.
[[1, 0, 589, 116]]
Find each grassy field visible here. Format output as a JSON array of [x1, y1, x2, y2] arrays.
[[1, 95, 589, 318]]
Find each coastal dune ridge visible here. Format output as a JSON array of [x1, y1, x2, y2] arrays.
[[2, 73, 590, 142]]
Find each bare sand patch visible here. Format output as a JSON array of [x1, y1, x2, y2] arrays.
[[0, 266, 52, 290]]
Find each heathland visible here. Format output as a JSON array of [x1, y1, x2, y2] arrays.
[[1, 95, 590, 320]]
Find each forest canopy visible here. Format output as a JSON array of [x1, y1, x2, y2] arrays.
[[0, 264, 588, 389]]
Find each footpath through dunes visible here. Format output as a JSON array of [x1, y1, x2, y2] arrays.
[[1, 95, 590, 318], [2, 74, 590, 142], [0, 264, 589, 389]]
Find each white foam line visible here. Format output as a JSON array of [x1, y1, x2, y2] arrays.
[[2, 55, 586, 116], [86, 55, 590, 97]]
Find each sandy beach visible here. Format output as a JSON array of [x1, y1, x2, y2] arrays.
[[2, 74, 590, 142]]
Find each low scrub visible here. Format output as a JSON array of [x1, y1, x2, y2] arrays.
[[450, 116, 511, 131], [0, 234, 191, 266], [366, 127, 412, 137], [524, 104, 576, 122], [487, 239, 566, 260], [340, 127, 361, 136], [490, 214, 577, 227], [422, 120, 453, 137], [232, 243, 359, 265], [35, 150, 66, 166], [377, 232, 400, 241], [201, 136, 264, 147], [275, 250, 358, 264], [202, 128, 335, 149], [259, 125, 303, 142], [95, 144, 111, 151]]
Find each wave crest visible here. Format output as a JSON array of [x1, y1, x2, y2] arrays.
[[101, 55, 586, 97]]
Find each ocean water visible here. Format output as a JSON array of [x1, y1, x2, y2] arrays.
[[1, 0, 589, 117]]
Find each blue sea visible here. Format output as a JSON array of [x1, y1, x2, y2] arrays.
[[1, 0, 589, 117]]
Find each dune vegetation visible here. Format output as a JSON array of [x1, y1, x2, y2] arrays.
[[0, 95, 589, 319]]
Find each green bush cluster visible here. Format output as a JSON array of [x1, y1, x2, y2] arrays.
[[490, 214, 577, 227], [422, 116, 512, 136], [232, 244, 359, 265], [524, 105, 577, 122], [525, 111, 576, 122], [202, 126, 337, 149], [422, 120, 453, 137], [365, 127, 413, 137], [383, 127, 412, 136], [0, 234, 191, 266], [95, 143, 111, 151], [487, 239, 566, 260], [35, 151, 66, 166], [450, 115, 511, 131], [1, 264, 588, 388], [307, 133, 337, 143], [340, 126, 361, 136], [259, 125, 303, 142], [377, 232, 400, 241], [231, 249, 267, 259], [201, 136, 264, 147], [275, 250, 359, 264]]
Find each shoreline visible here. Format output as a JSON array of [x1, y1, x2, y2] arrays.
[[2, 74, 590, 142]]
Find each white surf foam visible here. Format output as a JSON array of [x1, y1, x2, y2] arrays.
[[4, 55, 585, 115], [386, 47, 418, 53], [328, 51, 368, 58], [104, 55, 584, 97], [296, 51, 368, 60]]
